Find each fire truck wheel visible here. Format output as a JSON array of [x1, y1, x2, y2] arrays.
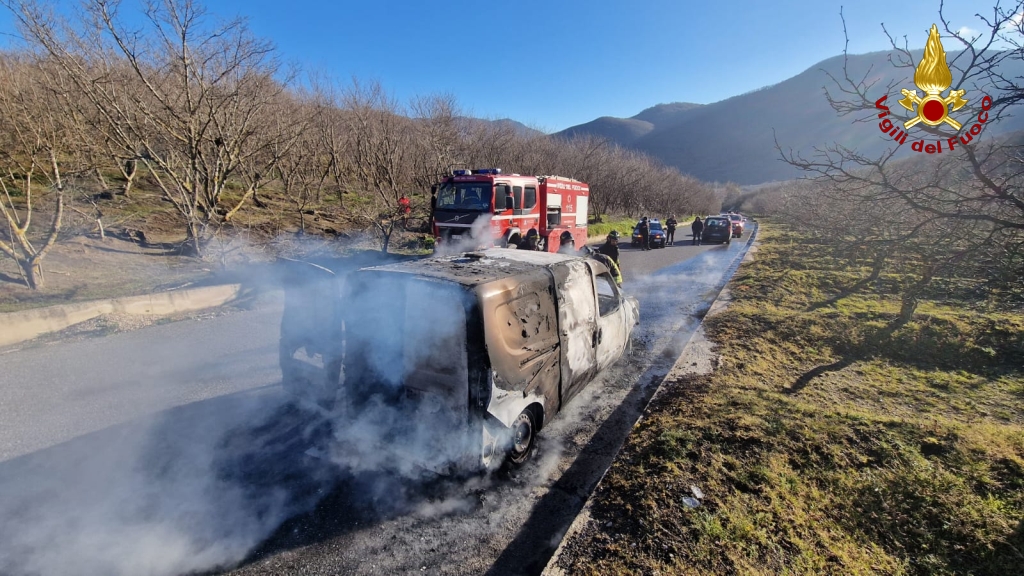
[[508, 234, 521, 249], [506, 408, 537, 467]]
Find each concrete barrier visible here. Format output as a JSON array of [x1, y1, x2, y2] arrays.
[[0, 283, 244, 348]]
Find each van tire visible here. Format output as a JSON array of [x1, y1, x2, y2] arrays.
[[506, 408, 537, 467]]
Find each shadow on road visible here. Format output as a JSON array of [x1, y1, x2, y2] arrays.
[[0, 386, 345, 576]]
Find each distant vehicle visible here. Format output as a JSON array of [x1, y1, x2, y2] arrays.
[[279, 249, 640, 474], [721, 213, 745, 238], [631, 219, 667, 248], [431, 168, 589, 252], [701, 216, 732, 244]]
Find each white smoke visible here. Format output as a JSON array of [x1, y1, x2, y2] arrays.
[[433, 214, 505, 256], [0, 387, 334, 576], [0, 227, 753, 576]]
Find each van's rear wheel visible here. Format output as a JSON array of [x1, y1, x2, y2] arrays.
[[507, 409, 537, 467]]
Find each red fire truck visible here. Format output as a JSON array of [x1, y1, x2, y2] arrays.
[[431, 169, 589, 252]]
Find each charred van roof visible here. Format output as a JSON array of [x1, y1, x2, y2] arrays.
[[356, 248, 583, 287]]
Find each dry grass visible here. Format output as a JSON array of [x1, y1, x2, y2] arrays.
[[557, 224, 1024, 575]]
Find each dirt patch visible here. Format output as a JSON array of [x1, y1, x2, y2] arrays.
[[0, 235, 216, 313], [0, 229, 407, 314]]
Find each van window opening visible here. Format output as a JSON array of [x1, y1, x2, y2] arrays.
[[596, 273, 620, 316], [436, 182, 493, 211]]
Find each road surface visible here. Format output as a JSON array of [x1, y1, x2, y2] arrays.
[[0, 229, 754, 576]]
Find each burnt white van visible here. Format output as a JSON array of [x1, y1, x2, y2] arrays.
[[280, 248, 639, 473]]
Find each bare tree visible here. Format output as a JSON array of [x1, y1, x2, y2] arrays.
[[7, 0, 295, 256], [0, 55, 79, 288], [410, 93, 466, 190], [340, 80, 414, 252], [778, 3, 1024, 319], [275, 96, 332, 234]]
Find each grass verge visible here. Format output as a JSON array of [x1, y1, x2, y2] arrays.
[[589, 215, 638, 241], [556, 224, 1024, 575]]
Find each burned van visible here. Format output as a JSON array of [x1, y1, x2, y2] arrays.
[[280, 249, 639, 474]]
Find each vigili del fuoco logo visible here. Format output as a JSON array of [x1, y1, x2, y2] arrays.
[[874, 24, 992, 154]]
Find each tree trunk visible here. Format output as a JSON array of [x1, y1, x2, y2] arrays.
[[20, 258, 44, 289], [896, 265, 935, 326], [898, 293, 918, 325], [223, 185, 256, 223], [94, 167, 109, 191], [184, 221, 203, 257], [121, 159, 137, 198], [252, 186, 268, 208]]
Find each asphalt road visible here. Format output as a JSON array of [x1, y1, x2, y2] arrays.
[[0, 228, 753, 576]]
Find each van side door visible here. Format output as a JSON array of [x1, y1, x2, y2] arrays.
[[551, 260, 599, 406], [591, 265, 630, 371]]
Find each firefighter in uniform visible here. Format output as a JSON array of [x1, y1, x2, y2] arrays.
[[598, 231, 620, 265]]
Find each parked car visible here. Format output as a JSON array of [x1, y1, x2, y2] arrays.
[[279, 249, 640, 474], [701, 216, 732, 244], [631, 219, 667, 248], [721, 213, 745, 238]]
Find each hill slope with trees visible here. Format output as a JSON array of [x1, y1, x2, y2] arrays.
[[556, 51, 1024, 184]]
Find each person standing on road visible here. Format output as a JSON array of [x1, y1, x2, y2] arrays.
[[665, 216, 678, 245], [691, 216, 704, 246], [598, 231, 620, 265], [639, 217, 651, 251]]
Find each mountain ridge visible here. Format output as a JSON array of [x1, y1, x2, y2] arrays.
[[550, 49, 1023, 184]]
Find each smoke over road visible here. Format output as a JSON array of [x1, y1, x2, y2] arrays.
[[0, 386, 338, 576], [0, 227, 755, 576], [224, 234, 756, 575]]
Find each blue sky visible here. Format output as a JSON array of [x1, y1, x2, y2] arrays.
[[0, 1, 1001, 131]]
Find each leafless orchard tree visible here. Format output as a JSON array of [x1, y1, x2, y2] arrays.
[[274, 95, 333, 234], [224, 89, 309, 224], [778, 2, 1024, 319], [463, 120, 521, 171], [409, 93, 466, 190], [3, 0, 722, 258], [0, 55, 79, 289], [340, 80, 416, 252], [6, 0, 296, 256]]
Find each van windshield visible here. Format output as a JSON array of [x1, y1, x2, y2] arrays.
[[436, 182, 493, 211]]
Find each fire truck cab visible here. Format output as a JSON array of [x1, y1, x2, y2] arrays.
[[431, 169, 589, 252]]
